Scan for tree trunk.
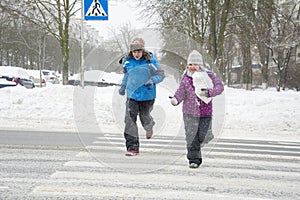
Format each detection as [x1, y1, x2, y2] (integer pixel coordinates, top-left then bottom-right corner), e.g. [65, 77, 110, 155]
[62, 34, 70, 85]
[208, 0, 217, 62]
[241, 39, 252, 90]
[282, 47, 292, 90]
[261, 45, 270, 90]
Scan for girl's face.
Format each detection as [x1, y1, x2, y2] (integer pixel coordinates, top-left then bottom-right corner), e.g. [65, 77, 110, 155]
[132, 49, 143, 60]
[188, 64, 200, 73]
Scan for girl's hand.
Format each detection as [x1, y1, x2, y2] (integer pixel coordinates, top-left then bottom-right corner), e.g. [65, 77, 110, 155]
[169, 96, 179, 106]
[198, 88, 208, 97]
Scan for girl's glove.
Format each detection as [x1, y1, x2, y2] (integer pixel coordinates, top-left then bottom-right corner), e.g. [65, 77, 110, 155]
[198, 88, 208, 97]
[119, 85, 126, 95]
[169, 96, 178, 106]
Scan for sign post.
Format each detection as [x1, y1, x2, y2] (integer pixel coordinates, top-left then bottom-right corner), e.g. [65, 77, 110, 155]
[81, 0, 108, 88]
[81, 0, 85, 88]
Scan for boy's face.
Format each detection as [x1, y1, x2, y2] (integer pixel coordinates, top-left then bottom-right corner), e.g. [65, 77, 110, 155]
[188, 64, 200, 73]
[132, 49, 143, 60]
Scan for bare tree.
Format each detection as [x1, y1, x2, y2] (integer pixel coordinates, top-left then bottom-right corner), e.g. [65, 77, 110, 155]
[106, 23, 139, 54]
[207, 0, 232, 75]
[135, 0, 232, 81]
[31, 0, 80, 84]
[267, 2, 299, 91]
[1, 0, 80, 84]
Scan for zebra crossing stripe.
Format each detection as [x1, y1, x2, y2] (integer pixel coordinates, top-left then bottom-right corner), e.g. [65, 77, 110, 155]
[32, 185, 274, 200]
[28, 137, 300, 199]
[89, 141, 300, 157]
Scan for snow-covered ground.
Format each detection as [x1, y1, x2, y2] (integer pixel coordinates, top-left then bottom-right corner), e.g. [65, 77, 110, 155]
[0, 71, 299, 200]
[0, 71, 299, 142]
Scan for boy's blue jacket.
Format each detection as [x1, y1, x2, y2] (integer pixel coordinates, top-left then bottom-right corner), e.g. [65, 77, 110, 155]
[121, 54, 165, 101]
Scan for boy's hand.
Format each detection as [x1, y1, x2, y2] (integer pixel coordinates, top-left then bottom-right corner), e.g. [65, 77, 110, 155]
[119, 85, 126, 95]
[144, 79, 154, 90]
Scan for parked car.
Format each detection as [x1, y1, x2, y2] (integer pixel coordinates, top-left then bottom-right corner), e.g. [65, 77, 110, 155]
[0, 66, 35, 89]
[27, 69, 46, 87]
[0, 77, 17, 88]
[42, 70, 60, 84]
[68, 70, 121, 87]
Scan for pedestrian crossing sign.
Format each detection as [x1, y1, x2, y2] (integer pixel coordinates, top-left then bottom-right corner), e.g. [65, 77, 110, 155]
[84, 0, 108, 20]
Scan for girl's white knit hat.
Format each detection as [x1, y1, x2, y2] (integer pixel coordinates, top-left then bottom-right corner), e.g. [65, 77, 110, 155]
[187, 50, 203, 65]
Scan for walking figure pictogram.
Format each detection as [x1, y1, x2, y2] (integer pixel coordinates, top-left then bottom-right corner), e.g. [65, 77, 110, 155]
[86, 0, 107, 17]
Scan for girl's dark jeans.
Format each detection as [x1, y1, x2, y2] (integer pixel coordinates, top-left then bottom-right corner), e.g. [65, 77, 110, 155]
[183, 114, 212, 164]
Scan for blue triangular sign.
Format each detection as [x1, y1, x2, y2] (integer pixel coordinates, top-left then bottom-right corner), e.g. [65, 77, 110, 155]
[84, 0, 108, 20]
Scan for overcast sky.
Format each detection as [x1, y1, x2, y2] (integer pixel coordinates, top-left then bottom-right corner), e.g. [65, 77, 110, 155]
[85, 0, 145, 39]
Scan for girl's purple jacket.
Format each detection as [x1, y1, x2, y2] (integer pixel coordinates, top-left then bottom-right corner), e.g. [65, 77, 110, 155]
[174, 71, 224, 117]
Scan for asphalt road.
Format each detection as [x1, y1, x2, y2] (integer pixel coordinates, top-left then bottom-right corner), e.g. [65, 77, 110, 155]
[0, 130, 97, 147]
[0, 130, 299, 199]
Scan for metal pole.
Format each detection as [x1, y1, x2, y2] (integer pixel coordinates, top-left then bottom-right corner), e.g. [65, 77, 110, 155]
[80, 0, 85, 88]
[41, 34, 46, 87]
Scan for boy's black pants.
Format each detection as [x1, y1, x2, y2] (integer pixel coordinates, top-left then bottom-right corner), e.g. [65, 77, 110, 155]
[124, 98, 155, 151]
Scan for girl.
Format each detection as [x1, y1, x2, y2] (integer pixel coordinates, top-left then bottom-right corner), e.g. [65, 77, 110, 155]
[170, 50, 224, 168]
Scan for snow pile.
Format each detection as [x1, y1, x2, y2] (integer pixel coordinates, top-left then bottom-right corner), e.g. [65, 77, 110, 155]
[222, 87, 300, 141]
[0, 72, 299, 142]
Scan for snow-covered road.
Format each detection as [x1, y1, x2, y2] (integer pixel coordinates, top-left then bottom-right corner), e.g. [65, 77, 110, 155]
[1, 133, 299, 199]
